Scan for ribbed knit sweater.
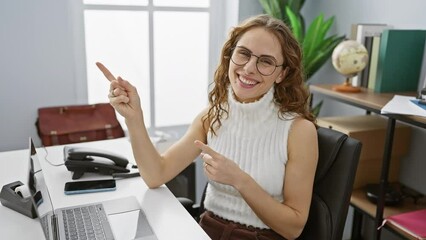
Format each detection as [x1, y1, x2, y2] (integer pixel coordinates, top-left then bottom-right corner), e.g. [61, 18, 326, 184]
[204, 86, 295, 229]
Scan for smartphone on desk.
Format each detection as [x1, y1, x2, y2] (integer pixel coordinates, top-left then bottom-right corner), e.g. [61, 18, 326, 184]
[64, 179, 116, 195]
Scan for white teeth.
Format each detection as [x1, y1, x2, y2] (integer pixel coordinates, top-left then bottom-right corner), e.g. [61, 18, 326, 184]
[239, 76, 257, 85]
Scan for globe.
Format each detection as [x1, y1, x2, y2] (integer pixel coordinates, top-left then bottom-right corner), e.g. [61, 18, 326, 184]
[331, 40, 369, 92]
[332, 40, 368, 76]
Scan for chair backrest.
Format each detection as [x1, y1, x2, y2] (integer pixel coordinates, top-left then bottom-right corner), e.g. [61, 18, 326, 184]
[297, 127, 362, 240]
[194, 127, 361, 240]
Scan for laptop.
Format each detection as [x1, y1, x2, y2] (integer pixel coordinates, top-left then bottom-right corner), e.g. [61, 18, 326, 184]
[27, 138, 157, 240]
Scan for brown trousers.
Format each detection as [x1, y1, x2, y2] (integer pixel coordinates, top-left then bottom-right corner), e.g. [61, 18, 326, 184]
[199, 211, 287, 240]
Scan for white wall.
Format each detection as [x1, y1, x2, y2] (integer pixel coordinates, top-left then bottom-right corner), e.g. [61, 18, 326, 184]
[0, 0, 86, 151]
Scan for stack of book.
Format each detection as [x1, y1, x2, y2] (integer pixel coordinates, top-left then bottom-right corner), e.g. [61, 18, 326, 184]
[351, 23, 426, 93]
[350, 23, 390, 88]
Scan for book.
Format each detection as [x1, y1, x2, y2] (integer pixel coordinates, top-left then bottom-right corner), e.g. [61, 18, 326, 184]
[375, 29, 426, 93]
[367, 36, 382, 90]
[384, 209, 426, 239]
[350, 23, 358, 40]
[418, 38, 426, 90]
[360, 36, 374, 88]
[351, 23, 390, 87]
[355, 24, 389, 43]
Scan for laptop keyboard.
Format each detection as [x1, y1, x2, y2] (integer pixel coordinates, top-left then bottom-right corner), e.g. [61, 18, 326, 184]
[41, 215, 50, 239]
[62, 204, 111, 240]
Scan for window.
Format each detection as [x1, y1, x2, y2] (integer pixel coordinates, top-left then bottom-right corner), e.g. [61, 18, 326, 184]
[83, 0, 211, 129]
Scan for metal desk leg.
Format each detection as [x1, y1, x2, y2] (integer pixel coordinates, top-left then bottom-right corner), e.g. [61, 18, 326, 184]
[374, 117, 396, 240]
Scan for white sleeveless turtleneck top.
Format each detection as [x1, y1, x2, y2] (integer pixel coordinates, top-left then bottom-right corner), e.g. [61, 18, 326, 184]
[204, 87, 295, 229]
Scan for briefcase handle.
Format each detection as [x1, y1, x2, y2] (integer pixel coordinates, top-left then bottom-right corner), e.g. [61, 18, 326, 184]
[59, 105, 97, 114]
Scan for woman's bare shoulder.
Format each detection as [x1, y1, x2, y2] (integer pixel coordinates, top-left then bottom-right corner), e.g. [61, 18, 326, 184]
[289, 117, 317, 140]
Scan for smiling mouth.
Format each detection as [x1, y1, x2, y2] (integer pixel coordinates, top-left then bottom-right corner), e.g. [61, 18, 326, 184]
[238, 75, 258, 87]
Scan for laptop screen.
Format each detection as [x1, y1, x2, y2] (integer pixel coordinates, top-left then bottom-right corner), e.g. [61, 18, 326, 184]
[28, 138, 39, 194]
[28, 138, 55, 239]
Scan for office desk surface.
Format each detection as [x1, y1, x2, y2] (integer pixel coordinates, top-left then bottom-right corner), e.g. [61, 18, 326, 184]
[0, 138, 210, 240]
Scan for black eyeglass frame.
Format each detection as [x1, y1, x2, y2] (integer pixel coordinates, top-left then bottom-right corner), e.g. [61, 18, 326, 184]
[230, 46, 285, 76]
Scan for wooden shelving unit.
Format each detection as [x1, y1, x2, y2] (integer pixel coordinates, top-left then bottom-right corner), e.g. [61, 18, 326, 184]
[310, 84, 426, 240]
[351, 188, 426, 239]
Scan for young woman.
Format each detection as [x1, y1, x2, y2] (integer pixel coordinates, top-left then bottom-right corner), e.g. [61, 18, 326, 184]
[97, 14, 318, 240]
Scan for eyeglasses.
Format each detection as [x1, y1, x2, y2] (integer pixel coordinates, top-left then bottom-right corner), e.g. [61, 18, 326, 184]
[230, 46, 284, 76]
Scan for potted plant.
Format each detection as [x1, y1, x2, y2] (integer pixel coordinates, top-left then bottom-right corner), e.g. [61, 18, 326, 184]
[259, 0, 345, 116]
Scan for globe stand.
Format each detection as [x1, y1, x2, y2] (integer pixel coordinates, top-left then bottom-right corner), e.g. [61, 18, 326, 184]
[332, 77, 361, 93]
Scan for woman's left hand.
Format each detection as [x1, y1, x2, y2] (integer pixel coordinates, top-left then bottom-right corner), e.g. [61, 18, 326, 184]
[194, 140, 245, 187]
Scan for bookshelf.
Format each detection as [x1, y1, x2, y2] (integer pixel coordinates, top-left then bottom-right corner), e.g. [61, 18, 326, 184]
[351, 188, 426, 239]
[310, 84, 426, 240]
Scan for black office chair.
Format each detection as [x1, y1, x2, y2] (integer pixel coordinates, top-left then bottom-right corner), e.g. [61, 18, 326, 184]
[179, 127, 362, 240]
[297, 127, 361, 240]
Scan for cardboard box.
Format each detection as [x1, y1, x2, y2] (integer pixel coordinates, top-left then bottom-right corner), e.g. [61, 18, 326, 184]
[317, 115, 411, 189]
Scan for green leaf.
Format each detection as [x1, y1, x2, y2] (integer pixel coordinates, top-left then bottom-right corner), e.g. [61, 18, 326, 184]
[319, 35, 345, 56]
[305, 53, 329, 79]
[304, 35, 341, 67]
[288, 0, 305, 14]
[303, 13, 324, 61]
[299, 0, 306, 10]
[283, 1, 305, 31]
[298, 15, 306, 36]
[259, 0, 283, 19]
[285, 7, 303, 42]
[305, 35, 345, 78]
[317, 17, 334, 42]
[279, 0, 289, 17]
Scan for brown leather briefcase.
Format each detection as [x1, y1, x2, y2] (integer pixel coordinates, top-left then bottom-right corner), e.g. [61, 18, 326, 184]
[36, 103, 124, 146]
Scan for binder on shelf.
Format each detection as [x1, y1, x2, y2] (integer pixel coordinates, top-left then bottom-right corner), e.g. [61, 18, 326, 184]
[384, 209, 426, 239]
[375, 29, 426, 93]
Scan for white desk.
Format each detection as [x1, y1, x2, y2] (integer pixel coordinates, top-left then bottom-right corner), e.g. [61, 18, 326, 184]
[0, 138, 210, 240]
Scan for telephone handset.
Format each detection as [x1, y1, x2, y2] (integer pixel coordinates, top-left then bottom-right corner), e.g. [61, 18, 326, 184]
[64, 146, 131, 180]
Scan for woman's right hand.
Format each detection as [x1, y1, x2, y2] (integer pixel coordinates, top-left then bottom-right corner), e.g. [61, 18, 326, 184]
[96, 62, 143, 121]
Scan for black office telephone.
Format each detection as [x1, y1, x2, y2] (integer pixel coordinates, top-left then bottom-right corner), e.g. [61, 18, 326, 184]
[64, 146, 131, 179]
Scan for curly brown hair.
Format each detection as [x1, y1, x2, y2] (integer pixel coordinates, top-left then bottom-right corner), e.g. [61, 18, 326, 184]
[203, 14, 315, 136]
